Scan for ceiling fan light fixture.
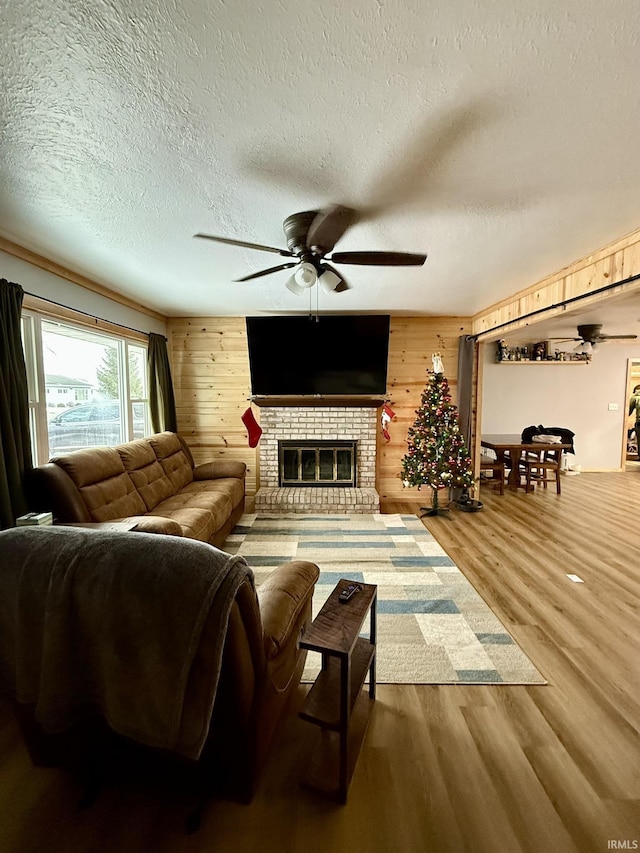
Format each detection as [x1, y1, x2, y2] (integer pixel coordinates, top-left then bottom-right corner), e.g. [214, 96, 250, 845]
[196, 206, 426, 295]
[574, 341, 594, 354]
[319, 267, 342, 293]
[285, 274, 305, 295]
[293, 262, 317, 289]
[286, 262, 318, 295]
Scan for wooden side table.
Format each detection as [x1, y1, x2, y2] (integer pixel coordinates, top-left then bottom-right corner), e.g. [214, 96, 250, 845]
[298, 578, 377, 803]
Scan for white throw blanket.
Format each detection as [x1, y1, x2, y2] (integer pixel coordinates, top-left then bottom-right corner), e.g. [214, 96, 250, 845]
[0, 526, 253, 760]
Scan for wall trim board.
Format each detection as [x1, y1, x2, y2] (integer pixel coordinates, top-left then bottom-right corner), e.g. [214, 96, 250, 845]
[1, 236, 167, 323]
[472, 226, 640, 339]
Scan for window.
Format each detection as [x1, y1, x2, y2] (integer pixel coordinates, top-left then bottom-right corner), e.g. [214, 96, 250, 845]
[22, 312, 150, 464]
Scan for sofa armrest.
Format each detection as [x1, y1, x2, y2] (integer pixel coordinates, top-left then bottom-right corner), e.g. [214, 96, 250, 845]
[193, 460, 247, 481]
[256, 561, 319, 661]
[120, 515, 183, 536]
[28, 463, 92, 523]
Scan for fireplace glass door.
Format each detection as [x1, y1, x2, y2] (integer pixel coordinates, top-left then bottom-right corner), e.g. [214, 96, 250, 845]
[279, 440, 357, 487]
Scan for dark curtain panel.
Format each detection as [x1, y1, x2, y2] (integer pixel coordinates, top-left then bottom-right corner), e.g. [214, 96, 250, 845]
[457, 334, 475, 451]
[148, 332, 178, 434]
[0, 279, 32, 528]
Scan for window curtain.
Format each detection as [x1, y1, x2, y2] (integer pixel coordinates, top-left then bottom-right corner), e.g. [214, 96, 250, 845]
[0, 279, 33, 529]
[148, 332, 177, 434]
[457, 334, 475, 451]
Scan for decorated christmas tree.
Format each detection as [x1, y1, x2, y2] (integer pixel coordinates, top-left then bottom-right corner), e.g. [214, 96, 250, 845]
[401, 353, 475, 517]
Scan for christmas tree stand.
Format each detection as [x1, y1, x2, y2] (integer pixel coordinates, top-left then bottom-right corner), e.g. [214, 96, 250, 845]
[420, 507, 451, 518]
[419, 490, 450, 518]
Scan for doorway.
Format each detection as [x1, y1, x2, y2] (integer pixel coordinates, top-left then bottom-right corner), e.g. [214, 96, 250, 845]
[624, 358, 640, 470]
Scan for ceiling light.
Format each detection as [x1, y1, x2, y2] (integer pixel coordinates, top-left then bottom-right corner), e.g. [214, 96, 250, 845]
[285, 275, 305, 295]
[574, 341, 594, 354]
[286, 262, 317, 294]
[294, 262, 317, 288]
[319, 267, 342, 293]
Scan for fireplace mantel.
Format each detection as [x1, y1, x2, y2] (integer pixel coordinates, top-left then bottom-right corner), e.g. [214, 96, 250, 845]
[251, 395, 385, 408]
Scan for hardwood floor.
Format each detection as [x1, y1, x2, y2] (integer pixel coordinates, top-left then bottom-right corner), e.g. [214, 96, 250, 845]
[1, 473, 639, 852]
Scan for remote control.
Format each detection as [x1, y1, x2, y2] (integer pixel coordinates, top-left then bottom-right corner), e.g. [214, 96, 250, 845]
[338, 583, 362, 603]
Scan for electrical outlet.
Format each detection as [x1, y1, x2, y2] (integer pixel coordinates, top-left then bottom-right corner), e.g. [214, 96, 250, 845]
[608, 402, 619, 411]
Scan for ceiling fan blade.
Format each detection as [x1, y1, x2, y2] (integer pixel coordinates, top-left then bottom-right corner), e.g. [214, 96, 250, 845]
[548, 337, 581, 341]
[194, 233, 294, 257]
[307, 205, 358, 253]
[600, 334, 638, 340]
[234, 262, 297, 282]
[320, 262, 351, 291]
[329, 251, 427, 266]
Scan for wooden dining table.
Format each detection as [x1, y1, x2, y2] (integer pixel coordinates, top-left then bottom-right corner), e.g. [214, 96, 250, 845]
[481, 434, 573, 490]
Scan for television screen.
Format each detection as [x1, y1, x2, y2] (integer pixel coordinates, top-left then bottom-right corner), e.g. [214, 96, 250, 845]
[246, 315, 390, 396]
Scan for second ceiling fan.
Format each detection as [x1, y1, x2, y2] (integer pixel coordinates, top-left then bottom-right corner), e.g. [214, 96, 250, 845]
[194, 204, 427, 294]
[549, 323, 638, 351]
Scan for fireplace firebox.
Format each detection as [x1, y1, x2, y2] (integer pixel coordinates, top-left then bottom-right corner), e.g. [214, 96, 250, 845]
[278, 440, 357, 487]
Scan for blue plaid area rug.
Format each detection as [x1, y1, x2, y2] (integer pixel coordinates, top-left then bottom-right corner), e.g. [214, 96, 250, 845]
[224, 513, 546, 685]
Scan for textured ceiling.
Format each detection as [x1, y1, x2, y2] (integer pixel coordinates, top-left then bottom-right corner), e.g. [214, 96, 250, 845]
[2, 0, 640, 329]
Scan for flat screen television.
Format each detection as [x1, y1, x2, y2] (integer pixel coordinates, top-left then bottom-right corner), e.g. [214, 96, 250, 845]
[246, 314, 390, 396]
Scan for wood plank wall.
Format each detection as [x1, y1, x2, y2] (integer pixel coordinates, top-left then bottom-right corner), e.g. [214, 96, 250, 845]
[168, 316, 473, 505]
[472, 225, 640, 338]
[167, 317, 257, 497]
[380, 316, 472, 501]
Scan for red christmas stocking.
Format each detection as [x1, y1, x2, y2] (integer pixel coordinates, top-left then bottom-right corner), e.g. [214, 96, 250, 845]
[381, 403, 396, 442]
[242, 407, 263, 447]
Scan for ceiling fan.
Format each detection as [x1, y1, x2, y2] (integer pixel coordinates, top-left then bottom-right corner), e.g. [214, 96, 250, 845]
[194, 205, 427, 294]
[549, 324, 638, 352]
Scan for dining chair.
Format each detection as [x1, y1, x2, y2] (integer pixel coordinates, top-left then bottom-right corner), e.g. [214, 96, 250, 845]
[480, 452, 505, 495]
[522, 448, 563, 494]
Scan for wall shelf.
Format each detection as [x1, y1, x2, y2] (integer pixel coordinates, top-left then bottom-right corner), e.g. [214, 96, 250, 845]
[496, 360, 589, 365]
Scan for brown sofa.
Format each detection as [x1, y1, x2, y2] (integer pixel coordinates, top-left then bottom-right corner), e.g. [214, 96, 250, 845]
[0, 525, 320, 808]
[30, 431, 245, 548]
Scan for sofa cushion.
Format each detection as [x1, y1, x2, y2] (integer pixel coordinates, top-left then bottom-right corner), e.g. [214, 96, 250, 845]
[51, 447, 147, 522]
[117, 439, 175, 511]
[147, 432, 194, 492]
[146, 505, 218, 542]
[179, 478, 244, 510]
[152, 490, 232, 532]
[194, 460, 247, 481]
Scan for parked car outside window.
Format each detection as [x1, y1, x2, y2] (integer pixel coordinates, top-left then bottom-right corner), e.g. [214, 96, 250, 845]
[47, 401, 146, 455]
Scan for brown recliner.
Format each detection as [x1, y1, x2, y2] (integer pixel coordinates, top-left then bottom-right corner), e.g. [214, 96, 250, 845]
[0, 526, 319, 808]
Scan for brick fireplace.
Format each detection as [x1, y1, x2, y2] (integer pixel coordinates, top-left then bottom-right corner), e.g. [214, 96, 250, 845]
[255, 403, 380, 513]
